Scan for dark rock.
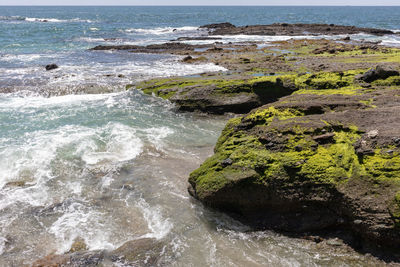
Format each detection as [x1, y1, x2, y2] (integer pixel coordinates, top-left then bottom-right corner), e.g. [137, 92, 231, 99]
[45, 64, 58, 71]
[200, 23, 394, 36]
[90, 42, 210, 53]
[175, 36, 222, 41]
[358, 65, 399, 83]
[182, 55, 193, 62]
[200, 22, 236, 29]
[221, 158, 233, 167]
[313, 133, 335, 144]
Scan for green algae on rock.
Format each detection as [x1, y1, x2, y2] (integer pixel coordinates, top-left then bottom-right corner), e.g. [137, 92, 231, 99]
[135, 75, 298, 114]
[188, 88, 400, 253]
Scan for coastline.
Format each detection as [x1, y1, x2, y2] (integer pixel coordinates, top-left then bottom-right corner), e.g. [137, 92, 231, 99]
[130, 23, 400, 264]
[2, 11, 400, 265]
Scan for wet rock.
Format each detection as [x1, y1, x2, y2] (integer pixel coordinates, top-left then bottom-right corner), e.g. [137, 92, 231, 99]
[182, 55, 193, 62]
[45, 64, 58, 71]
[4, 180, 27, 188]
[68, 250, 105, 266]
[110, 238, 163, 266]
[175, 36, 222, 41]
[32, 254, 69, 267]
[33, 250, 106, 267]
[68, 237, 87, 253]
[358, 65, 399, 83]
[90, 42, 209, 53]
[326, 238, 344, 247]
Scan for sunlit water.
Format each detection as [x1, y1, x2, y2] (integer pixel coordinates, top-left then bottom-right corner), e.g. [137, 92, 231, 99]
[1, 6, 399, 266]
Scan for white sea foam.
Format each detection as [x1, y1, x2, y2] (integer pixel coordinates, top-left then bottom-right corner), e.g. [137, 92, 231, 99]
[24, 17, 93, 23]
[136, 198, 173, 240]
[178, 32, 400, 48]
[143, 127, 174, 150]
[0, 93, 116, 110]
[0, 53, 42, 62]
[81, 123, 143, 165]
[74, 37, 108, 43]
[0, 108, 143, 211]
[0, 236, 7, 255]
[124, 26, 202, 35]
[49, 202, 114, 253]
[0, 54, 226, 94]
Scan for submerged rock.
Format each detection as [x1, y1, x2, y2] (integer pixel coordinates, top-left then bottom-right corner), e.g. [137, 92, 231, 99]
[68, 237, 87, 253]
[32, 237, 163, 266]
[32, 254, 69, 267]
[110, 238, 164, 265]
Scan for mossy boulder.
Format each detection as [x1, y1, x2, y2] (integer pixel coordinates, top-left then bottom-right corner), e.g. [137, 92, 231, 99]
[189, 88, 400, 252]
[135, 75, 297, 114]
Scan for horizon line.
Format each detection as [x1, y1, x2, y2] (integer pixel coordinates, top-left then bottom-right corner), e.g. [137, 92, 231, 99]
[1, 5, 400, 7]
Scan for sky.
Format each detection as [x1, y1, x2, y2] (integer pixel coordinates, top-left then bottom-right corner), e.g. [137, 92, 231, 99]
[0, 0, 399, 5]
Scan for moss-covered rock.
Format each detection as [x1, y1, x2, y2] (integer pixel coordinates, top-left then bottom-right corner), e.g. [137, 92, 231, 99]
[134, 68, 397, 114]
[189, 88, 400, 252]
[135, 75, 298, 114]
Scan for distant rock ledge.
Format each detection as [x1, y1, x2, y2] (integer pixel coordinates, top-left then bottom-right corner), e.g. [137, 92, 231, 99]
[200, 22, 396, 36]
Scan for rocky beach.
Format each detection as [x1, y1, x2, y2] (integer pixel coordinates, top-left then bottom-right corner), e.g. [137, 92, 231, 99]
[1, 6, 400, 267]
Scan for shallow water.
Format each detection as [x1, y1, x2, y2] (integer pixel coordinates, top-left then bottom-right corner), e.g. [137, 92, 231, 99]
[0, 91, 386, 266]
[1, 6, 399, 266]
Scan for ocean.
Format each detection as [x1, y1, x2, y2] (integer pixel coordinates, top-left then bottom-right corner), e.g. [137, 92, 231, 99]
[0, 6, 399, 266]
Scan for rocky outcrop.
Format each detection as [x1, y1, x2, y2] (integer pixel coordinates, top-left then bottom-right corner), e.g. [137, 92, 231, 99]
[201, 22, 395, 36]
[90, 42, 211, 53]
[188, 83, 400, 256]
[135, 75, 298, 114]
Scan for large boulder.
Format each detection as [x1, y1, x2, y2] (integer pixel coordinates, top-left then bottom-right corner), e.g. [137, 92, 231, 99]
[188, 88, 400, 254]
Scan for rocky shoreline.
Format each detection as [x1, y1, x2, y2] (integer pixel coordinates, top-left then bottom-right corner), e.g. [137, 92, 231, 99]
[33, 23, 400, 265]
[130, 24, 400, 263]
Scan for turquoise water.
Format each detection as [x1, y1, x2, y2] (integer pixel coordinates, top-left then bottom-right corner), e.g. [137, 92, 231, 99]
[0, 6, 399, 266]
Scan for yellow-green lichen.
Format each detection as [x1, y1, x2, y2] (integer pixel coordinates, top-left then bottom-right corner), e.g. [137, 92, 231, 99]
[371, 76, 400, 87]
[363, 149, 400, 182]
[245, 106, 304, 125]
